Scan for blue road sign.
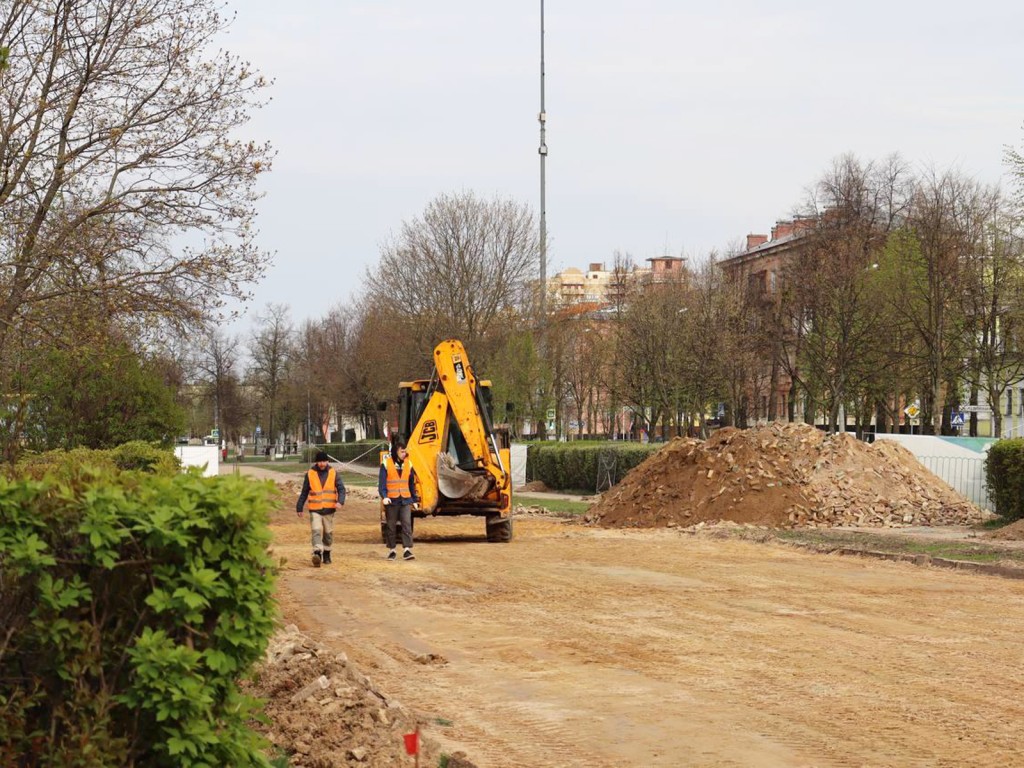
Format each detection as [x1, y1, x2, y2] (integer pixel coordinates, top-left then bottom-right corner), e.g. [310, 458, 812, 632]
[950, 411, 965, 427]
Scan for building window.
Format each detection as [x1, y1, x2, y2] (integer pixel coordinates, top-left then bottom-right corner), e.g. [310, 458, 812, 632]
[1007, 389, 1014, 417]
[1019, 388, 1024, 417]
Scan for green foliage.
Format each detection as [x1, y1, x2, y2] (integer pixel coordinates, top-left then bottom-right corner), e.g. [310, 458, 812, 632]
[110, 440, 182, 474]
[527, 442, 660, 492]
[19, 340, 186, 451]
[985, 438, 1024, 521]
[12, 442, 180, 481]
[0, 463, 277, 766]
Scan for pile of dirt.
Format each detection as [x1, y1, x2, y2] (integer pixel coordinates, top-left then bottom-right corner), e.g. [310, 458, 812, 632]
[519, 479, 551, 492]
[588, 423, 990, 530]
[986, 518, 1024, 541]
[243, 625, 476, 768]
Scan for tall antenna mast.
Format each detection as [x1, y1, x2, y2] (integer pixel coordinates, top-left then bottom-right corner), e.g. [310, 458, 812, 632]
[538, 0, 548, 320]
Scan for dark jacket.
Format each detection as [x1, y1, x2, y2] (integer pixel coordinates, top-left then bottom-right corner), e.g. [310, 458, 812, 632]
[296, 465, 347, 513]
[378, 454, 419, 504]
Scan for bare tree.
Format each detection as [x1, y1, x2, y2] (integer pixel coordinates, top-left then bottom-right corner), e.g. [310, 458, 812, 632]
[247, 304, 293, 450]
[194, 329, 245, 445]
[0, 0, 272, 373]
[958, 193, 1024, 437]
[364, 191, 538, 360]
[889, 170, 979, 434]
[785, 154, 913, 432]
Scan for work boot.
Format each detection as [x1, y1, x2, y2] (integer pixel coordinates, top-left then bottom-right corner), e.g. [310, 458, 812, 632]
[312, 550, 322, 567]
[387, 549, 397, 561]
[322, 550, 332, 565]
[403, 548, 415, 561]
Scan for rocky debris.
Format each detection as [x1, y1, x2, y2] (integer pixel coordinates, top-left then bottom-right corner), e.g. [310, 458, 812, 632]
[587, 423, 992, 531]
[244, 625, 478, 768]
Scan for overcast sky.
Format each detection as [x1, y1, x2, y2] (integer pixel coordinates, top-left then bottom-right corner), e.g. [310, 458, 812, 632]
[220, 0, 1024, 332]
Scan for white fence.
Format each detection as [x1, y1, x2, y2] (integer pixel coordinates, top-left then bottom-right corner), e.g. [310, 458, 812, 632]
[174, 445, 219, 477]
[873, 434, 993, 512]
[915, 456, 991, 511]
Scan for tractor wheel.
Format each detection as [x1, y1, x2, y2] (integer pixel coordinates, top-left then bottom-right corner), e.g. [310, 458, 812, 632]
[485, 514, 513, 543]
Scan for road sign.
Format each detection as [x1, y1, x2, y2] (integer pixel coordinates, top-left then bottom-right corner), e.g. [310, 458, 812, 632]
[950, 411, 965, 427]
[960, 405, 989, 413]
[903, 404, 920, 419]
[255, 425, 262, 435]
[211, 428, 219, 439]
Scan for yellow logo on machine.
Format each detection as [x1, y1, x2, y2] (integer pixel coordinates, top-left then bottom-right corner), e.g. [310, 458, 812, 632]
[419, 419, 438, 443]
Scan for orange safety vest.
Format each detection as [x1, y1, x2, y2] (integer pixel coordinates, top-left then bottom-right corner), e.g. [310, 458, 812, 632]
[383, 455, 413, 500]
[307, 468, 339, 511]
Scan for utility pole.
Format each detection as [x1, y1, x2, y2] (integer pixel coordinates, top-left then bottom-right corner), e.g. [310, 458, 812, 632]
[538, 0, 548, 321]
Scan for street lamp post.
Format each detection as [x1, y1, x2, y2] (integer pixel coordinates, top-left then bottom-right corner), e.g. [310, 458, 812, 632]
[538, 0, 548, 321]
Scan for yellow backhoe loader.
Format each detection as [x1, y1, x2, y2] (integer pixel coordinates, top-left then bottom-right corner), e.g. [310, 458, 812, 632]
[380, 339, 513, 542]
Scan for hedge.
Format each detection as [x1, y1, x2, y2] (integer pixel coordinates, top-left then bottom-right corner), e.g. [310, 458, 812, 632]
[0, 461, 277, 767]
[985, 438, 1024, 521]
[526, 442, 661, 492]
[11, 441, 181, 480]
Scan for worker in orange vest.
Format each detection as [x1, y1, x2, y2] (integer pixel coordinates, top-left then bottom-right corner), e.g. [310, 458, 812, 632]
[379, 437, 419, 561]
[296, 451, 347, 567]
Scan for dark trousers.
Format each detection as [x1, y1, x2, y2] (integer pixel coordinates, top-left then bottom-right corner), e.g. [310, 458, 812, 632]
[385, 502, 413, 549]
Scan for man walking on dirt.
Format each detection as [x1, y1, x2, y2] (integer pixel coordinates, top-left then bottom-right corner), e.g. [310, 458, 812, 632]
[379, 438, 419, 561]
[296, 451, 346, 567]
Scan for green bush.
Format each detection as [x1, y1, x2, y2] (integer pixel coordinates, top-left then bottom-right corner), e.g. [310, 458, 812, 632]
[0, 465, 277, 766]
[985, 438, 1024, 521]
[110, 440, 182, 474]
[527, 442, 660, 492]
[12, 441, 180, 481]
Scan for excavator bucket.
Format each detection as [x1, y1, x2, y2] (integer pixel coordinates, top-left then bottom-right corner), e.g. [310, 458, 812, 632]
[436, 453, 490, 500]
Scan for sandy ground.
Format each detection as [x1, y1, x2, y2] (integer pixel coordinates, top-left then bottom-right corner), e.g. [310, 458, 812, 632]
[257, 466, 1024, 768]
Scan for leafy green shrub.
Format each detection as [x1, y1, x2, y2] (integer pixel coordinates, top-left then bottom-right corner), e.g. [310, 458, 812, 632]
[527, 442, 660, 491]
[110, 440, 181, 474]
[985, 438, 1024, 521]
[11, 441, 179, 481]
[0, 467, 277, 766]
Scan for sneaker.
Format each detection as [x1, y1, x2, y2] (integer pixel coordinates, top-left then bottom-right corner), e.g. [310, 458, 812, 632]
[312, 551, 322, 567]
[322, 550, 332, 565]
[403, 549, 415, 561]
[386, 550, 397, 561]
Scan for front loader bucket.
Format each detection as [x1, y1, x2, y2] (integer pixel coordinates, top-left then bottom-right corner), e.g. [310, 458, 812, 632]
[437, 453, 490, 500]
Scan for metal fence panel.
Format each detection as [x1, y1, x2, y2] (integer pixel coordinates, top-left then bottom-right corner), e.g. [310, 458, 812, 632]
[916, 456, 992, 511]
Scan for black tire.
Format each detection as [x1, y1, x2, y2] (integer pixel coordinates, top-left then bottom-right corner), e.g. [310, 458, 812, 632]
[486, 514, 513, 543]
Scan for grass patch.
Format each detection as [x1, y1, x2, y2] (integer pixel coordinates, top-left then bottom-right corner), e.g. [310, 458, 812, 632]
[515, 494, 592, 516]
[773, 529, 1024, 566]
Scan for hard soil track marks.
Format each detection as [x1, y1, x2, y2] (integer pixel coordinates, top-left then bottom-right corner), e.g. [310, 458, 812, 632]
[269, 493, 1024, 768]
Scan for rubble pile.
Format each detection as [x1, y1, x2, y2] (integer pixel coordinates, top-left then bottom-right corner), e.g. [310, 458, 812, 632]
[243, 625, 476, 768]
[588, 423, 990, 530]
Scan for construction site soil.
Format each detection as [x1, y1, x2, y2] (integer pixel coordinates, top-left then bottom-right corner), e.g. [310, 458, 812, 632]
[588, 423, 991, 530]
[238, 459, 1024, 768]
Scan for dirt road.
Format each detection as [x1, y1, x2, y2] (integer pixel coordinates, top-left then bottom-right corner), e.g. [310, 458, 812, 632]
[271, 489, 1024, 768]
